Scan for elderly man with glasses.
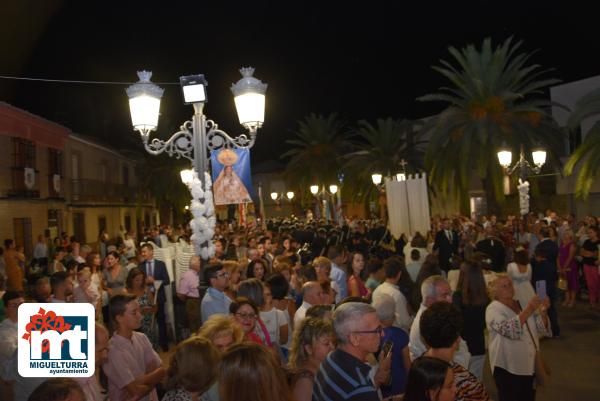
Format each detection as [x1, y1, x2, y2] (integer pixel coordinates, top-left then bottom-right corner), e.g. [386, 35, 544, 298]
[313, 302, 391, 401]
[201, 263, 232, 324]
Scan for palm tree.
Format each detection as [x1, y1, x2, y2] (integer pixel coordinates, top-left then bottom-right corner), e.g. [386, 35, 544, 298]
[281, 113, 350, 196]
[343, 117, 426, 201]
[418, 37, 565, 212]
[564, 87, 600, 198]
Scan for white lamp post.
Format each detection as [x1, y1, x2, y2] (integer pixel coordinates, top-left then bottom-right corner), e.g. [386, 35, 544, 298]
[127, 68, 267, 259]
[497, 144, 547, 216]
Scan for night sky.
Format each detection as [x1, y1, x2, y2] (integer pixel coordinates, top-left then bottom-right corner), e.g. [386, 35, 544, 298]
[1, 1, 597, 165]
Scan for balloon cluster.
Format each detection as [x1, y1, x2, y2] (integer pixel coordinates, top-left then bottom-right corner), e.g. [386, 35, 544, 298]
[517, 178, 530, 216]
[187, 171, 216, 260]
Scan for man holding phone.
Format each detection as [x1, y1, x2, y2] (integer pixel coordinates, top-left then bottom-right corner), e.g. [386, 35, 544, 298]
[532, 248, 560, 337]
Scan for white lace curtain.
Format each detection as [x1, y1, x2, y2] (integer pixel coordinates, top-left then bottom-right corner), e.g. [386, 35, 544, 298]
[385, 173, 431, 239]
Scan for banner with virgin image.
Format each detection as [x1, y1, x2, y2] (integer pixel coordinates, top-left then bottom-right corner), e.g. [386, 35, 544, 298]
[210, 148, 254, 205]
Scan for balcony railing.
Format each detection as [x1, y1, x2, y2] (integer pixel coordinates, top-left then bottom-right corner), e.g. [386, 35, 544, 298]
[70, 179, 151, 204]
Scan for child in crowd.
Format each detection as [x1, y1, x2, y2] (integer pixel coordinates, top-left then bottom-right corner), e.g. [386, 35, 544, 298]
[103, 294, 166, 401]
[73, 268, 99, 304]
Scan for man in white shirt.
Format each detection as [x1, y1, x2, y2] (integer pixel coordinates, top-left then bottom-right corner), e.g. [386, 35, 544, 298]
[327, 245, 348, 303]
[409, 275, 471, 369]
[371, 257, 412, 331]
[32, 234, 48, 268]
[294, 281, 324, 327]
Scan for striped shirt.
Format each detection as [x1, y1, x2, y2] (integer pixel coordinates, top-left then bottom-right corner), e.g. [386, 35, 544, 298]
[451, 362, 491, 401]
[313, 349, 379, 401]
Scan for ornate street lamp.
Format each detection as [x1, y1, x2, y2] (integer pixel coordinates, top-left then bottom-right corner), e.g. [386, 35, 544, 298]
[127, 68, 267, 259]
[270, 191, 295, 201]
[497, 144, 547, 216]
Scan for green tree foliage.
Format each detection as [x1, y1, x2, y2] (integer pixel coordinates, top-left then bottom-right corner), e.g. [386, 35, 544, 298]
[281, 113, 350, 198]
[343, 117, 425, 201]
[564, 87, 600, 198]
[418, 37, 565, 209]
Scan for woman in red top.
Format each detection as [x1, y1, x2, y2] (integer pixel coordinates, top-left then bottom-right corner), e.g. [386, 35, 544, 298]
[347, 252, 368, 298]
[230, 297, 266, 345]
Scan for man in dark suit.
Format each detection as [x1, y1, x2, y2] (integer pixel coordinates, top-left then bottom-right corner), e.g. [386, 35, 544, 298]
[534, 226, 559, 268]
[433, 218, 459, 272]
[140, 243, 171, 351]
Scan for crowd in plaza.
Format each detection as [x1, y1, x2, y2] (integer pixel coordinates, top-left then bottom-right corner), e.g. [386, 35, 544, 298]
[0, 208, 599, 401]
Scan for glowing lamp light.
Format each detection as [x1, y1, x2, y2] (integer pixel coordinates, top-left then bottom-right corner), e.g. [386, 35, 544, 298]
[270, 192, 278, 201]
[126, 71, 164, 134]
[310, 185, 319, 195]
[532, 149, 547, 167]
[371, 174, 382, 185]
[329, 185, 338, 194]
[396, 173, 406, 181]
[286, 191, 295, 200]
[180, 169, 194, 185]
[231, 67, 267, 132]
[497, 150, 512, 168]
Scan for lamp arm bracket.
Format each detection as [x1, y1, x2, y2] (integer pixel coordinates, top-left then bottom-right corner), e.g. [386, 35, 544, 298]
[142, 121, 194, 163]
[506, 159, 541, 177]
[205, 119, 256, 150]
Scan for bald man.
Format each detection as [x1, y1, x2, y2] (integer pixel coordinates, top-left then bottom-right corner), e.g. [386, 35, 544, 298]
[294, 281, 324, 327]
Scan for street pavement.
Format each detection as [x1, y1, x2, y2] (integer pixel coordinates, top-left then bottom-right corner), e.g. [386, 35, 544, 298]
[482, 301, 600, 400]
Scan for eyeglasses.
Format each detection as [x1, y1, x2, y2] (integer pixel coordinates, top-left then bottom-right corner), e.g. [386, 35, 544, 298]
[235, 312, 257, 320]
[215, 272, 230, 279]
[352, 326, 384, 335]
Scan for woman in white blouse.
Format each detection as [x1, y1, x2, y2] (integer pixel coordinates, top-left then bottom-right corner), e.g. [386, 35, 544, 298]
[486, 274, 550, 401]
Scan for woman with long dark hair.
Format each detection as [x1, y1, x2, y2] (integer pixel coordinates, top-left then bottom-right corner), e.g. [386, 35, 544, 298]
[125, 267, 157, 348]
[247, 259, 267, 281]
[403, 356, 456, 401]
[452, 259, 490, 381]
[346, 252, 368, 298]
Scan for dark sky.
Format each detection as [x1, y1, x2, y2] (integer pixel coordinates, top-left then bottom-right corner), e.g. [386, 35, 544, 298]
[1, 0, 597, 164]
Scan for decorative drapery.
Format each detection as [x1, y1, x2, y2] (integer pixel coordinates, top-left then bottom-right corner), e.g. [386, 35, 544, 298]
[385, 173, 431, 239]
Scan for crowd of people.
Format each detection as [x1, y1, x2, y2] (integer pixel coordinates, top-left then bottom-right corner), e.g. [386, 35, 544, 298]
[0, 208, 598, 401]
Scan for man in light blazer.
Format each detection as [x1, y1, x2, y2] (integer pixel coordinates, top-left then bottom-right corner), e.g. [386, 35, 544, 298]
[140, 243, 171, 351]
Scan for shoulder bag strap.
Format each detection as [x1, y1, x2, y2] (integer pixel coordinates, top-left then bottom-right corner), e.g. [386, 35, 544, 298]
[518, 300, 539, 351]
